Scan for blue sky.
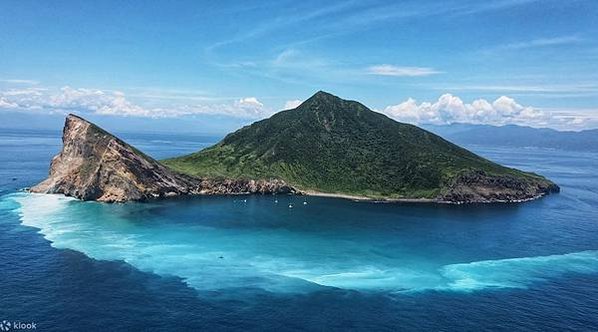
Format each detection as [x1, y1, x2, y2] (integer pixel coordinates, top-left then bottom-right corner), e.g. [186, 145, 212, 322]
[1, 0, 597, 133]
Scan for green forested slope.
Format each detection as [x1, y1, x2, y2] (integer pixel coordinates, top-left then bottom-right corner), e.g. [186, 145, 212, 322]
[163, 91, 555, 199]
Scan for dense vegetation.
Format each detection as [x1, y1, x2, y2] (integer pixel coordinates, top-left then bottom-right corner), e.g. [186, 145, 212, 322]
[163, 91, 551, 199]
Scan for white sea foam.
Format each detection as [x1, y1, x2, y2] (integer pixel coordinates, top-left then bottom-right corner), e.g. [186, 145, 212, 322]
[6, 193, 598, 293]
[439, 250, 598, 291]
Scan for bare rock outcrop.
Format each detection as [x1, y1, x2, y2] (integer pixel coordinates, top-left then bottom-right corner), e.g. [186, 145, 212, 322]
[31, 114, 295, 202]
[439, 170, 560, 204]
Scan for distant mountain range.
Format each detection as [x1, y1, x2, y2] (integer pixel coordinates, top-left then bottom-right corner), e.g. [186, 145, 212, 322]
[424, 124, 598, 152]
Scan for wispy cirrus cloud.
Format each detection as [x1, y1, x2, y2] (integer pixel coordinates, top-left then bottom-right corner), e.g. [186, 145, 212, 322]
[478, 35, 585, 57]
[434, 83, 598, 97]
[205, 1, 361, 53]
[210, 48, 353, 87]
[367, 65, 442, 77]
[454, 0, 541, 16]
[0, 78, 39, 85]
[501, 35, 583, 50]
[206, 0, 544, 54]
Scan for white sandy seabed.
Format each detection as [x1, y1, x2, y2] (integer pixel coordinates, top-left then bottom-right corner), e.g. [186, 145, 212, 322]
[3, 192, 598, 294]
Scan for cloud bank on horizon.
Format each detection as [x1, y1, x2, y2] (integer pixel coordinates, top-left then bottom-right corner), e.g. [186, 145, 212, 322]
[0, 86, 273, 119]
[381, 94, 560, 128]
[1, 85, 594, 130]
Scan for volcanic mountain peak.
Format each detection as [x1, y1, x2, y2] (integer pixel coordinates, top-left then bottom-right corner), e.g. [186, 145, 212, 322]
[164, 91, 559, 203]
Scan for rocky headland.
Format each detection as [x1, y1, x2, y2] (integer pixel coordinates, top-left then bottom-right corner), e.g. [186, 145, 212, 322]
[30, 115, 295, 202]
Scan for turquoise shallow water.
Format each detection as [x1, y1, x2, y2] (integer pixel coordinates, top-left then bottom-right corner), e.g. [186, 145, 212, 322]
[5, 192, 598, 295]
[1, 129, 598, 331]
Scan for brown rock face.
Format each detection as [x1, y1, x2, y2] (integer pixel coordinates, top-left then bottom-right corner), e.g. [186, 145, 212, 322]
[439, 170, 560, 204]
[31, 114, 296, 202]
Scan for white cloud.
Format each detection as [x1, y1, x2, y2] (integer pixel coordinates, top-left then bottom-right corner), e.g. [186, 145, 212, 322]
[237, 97, 263, 108]
[367, 65, 441, 77]
[283, 99, 303, 110]
[231, 97, 267, 118]
[0, 97, 18, 108]
[161, 101, 268, 119]
[0, 87, 47, 110]
[381, 94, 554, 127]
[0, 86, 270, 119]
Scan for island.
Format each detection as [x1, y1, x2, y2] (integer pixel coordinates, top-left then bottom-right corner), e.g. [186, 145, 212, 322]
[31, 91, 559, 203]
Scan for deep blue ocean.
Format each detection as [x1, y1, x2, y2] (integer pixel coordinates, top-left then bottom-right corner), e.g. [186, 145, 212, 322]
[1, 128, 598, 331]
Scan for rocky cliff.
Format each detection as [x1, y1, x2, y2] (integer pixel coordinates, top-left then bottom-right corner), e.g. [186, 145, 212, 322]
[440, 170, 559, 204]
[30, 114, 295, 202]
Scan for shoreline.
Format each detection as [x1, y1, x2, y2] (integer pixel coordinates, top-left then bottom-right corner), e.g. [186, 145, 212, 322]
[23, 187, 548, 205]
[300, 190, 440, 203]
[300, 190, 547, 205]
